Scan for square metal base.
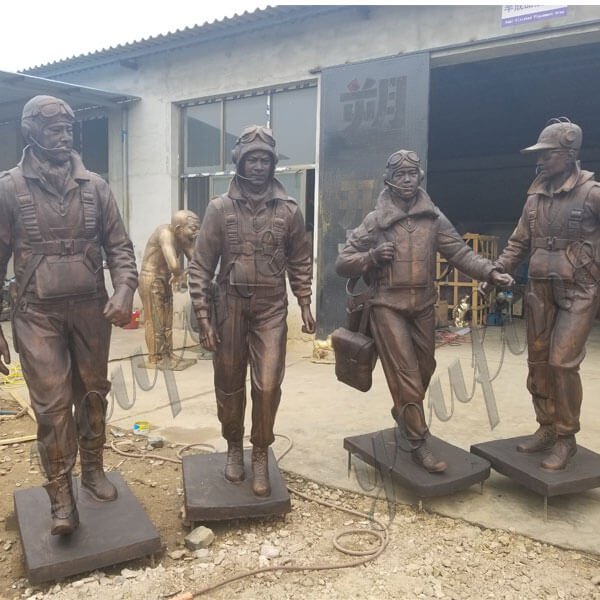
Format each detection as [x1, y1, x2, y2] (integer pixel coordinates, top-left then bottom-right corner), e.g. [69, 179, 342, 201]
[344, 428, 490, 498]
[182, 449, 291, 522]
[471, 436, 600, 497]
[14, 472, 162, 584]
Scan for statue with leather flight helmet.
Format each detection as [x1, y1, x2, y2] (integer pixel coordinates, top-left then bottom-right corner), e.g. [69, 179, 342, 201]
[336, 150, 514, 473]
[189, 125, 315, 497]
[0, 95, 138, 535]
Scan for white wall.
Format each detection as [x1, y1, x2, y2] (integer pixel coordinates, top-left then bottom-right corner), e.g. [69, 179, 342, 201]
[47, 5, 600, 260]
[37, 5, 600, 332]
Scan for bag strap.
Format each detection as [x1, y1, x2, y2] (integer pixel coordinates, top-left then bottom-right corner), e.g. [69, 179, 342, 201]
[346, 277, 374, 334]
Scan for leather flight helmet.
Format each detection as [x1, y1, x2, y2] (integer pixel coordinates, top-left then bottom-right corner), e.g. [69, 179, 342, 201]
[231, 125, 279, 171]
[385, 149, 425, 183]
[21, 95, 75, 142]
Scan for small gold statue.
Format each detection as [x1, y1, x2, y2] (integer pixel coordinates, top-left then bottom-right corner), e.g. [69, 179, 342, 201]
[139, 210, 200, 370]
[452, 295, 471, 328]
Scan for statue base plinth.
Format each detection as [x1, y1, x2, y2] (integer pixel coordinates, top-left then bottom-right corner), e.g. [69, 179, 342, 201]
[471, 436, 600, 497]
[344, 428, 490, 498]
[182, 449, 290, 523]
[14, 472, 161, 584]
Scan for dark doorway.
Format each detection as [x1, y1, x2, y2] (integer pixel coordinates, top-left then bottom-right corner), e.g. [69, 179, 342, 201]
[428, 42, 600, 246]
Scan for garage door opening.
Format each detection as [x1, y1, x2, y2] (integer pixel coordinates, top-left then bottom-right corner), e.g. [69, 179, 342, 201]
[428, 41, 600, 248]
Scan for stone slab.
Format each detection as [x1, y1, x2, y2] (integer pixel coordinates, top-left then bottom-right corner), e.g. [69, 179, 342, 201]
[471, 436, 600, 497]
[182, 448, 291, 522]
[344, 428, 490, 498]
[14, 472, 161, 584]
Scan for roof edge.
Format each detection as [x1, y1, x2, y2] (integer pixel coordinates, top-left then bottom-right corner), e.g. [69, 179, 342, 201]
[24, 5, 346, 78]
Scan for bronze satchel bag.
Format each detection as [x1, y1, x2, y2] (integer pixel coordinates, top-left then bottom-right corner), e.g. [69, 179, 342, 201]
[331, 278, 378, 392]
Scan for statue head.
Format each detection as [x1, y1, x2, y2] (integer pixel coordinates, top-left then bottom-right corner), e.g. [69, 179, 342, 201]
[232, 125, 278, 186]
[172, 210, 200, 245]
[384, 149, 424, 200]
[522, 118, 582, 182]
[21, 95, 75, 164]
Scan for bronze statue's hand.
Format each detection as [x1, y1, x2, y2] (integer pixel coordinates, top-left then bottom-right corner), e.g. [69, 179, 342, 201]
[371, 242, 395, 265]
[300, 304, 316, 334]
[478, 281, 492, 296]
[170, 272, 186, 292]
[0, 329, 10, 376]
[199, 318, 220, 352]
[490, 271, 515, 287]
[104, 286, 135, 327]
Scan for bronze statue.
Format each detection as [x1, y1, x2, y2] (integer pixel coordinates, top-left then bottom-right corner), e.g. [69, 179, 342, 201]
[492, 118, 600, 470]
[336, 150, 513, 473]
[189, 125, 315, 496]
[0, 96, 138, 535]
[140, 210, 200, 370]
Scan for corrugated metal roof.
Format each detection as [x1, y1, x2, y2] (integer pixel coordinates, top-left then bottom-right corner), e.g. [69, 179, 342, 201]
[25, 5, 345, 78]
[0, 70, 139, 123]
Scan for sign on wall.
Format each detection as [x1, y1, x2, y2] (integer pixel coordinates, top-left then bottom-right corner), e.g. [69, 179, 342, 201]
[316, 53, 430, 336]
[501, 5, 568, 27]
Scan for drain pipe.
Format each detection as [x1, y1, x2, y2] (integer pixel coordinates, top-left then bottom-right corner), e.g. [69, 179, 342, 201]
[121, 106, 130, 231]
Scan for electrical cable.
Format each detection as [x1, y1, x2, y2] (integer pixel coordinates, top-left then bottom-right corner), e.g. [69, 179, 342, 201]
[167, 487, 389, 599]
[106, 432, 390, 599]
[0, 362, 24, 387]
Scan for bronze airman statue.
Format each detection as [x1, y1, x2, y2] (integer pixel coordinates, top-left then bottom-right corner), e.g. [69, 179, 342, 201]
[189, 126, 315, 496]
[139, 210, 200, 370]
[336, 150, 513, 473]
[493, 118, 600, 470]
[0, 96, 138, 535]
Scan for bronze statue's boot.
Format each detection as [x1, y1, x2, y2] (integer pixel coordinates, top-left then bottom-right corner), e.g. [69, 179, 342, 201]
[80, 447, 118, 501]
[516, 425, 557, 453]
[224, 440, 245, 483]
[43, 474, 79, 536]
[251, 447, 271, 497]
[411, 441, 447, 474]
[541, 435, 577, 471]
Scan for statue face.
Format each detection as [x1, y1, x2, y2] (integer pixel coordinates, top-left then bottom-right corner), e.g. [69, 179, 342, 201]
[37, 119, 73, 164]
[240, 150, 273, 187]
[389, 166, 420, 200]
[535, 149, 573, 181]
[177, 217, 200, 245]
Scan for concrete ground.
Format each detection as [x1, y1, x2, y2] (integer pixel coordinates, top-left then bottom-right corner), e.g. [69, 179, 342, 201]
[6, 315, 600, 556]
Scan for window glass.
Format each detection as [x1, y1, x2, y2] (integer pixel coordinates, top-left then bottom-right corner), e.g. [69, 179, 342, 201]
[185, 176, 210, 220]
[271, 87, 317, 166]
[224, 95, 268, 170]
[185, 103, 221, 172]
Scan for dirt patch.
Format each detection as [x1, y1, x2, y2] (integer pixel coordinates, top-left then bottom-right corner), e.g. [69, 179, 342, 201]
[2, 390, 600, 600]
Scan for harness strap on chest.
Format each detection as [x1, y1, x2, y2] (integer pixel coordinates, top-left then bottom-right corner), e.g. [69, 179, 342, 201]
[9, 167, 98, 246]
[8, 167, 101, 312]
[532, 237, 570, 251]
[530, 180, 598, 245]
[223, 196, 242, 253]
[527, 198, 538, 240]
[222, 195, 284, 257]
[30, 239, 94, 256]
[9, 167, 43, 243]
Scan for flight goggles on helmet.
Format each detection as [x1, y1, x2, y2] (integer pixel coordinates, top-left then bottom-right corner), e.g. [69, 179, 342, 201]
[232, 125, 278, 167]
[237, 125, 276, 147]
[386, 150, 421, 170]
[22, 96, 75, 122]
